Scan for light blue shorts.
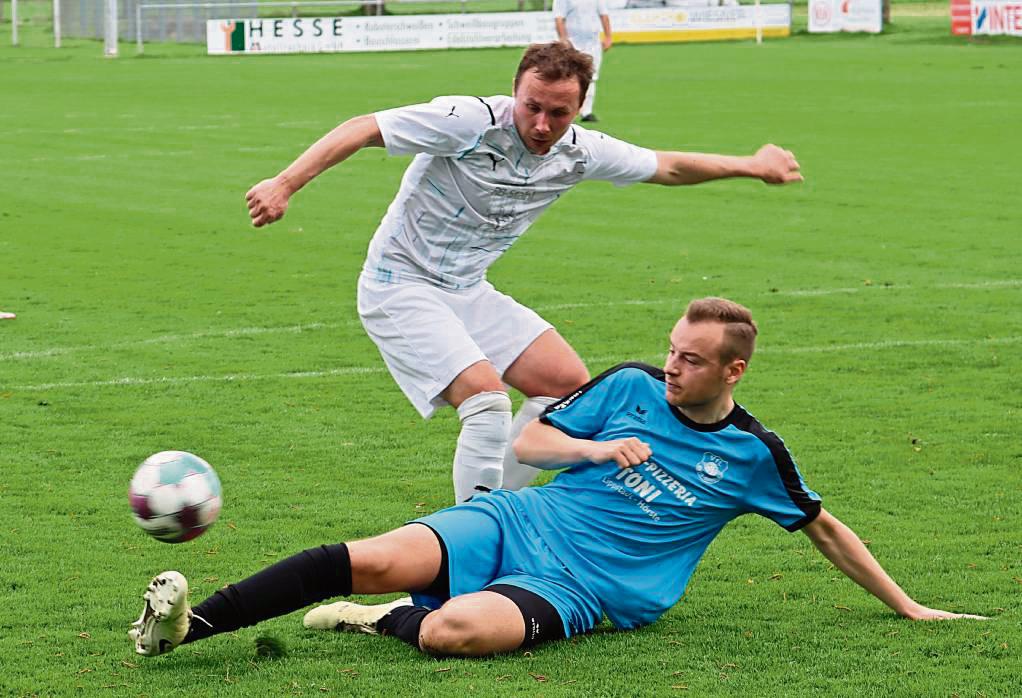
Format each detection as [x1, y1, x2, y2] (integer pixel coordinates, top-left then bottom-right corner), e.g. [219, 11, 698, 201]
[411, 491, 603, 638]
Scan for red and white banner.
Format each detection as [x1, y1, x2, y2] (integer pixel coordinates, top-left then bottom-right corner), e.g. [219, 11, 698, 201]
[952, 0, 1022, 35]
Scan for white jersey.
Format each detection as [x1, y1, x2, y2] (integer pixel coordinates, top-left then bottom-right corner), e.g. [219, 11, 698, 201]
[368, 95, 657, 289]
[553, 0, 608, 54]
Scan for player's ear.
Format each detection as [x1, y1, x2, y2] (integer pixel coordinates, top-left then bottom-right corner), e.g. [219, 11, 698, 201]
[725, 359, 747, 386]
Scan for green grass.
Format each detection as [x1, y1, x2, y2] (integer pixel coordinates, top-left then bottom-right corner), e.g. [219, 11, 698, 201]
[2, 16, 1021, 698]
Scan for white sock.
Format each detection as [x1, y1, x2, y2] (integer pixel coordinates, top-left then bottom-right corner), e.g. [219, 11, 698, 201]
[452, 391, 512, 503]
[500, 396, 558, 491]
[581, 82, 596, 117]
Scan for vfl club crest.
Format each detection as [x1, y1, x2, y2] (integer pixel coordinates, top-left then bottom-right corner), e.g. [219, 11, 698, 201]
[695, 452, 728, 485]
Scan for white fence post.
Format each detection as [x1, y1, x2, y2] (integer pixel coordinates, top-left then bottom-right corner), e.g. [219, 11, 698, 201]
[54, 0, 62, 48]
[105, 0, 119, 56]
[11, 0, 19, 46]
[136, 2, 144, 53]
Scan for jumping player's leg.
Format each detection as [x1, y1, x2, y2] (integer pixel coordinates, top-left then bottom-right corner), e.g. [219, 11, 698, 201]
[357, 277, 513, 502]
[500, 330, 589, 490]
[130, 524, 441, 656]
[440, 362, 513, 502]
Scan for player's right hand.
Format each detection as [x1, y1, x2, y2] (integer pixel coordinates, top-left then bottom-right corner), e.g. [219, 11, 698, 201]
[246, 176, 291, 227]
[587, 438, 652, 469]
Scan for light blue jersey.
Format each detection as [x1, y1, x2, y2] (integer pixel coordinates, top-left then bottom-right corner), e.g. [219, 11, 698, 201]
[415, 362, 821, 634]
[525, 362, 821, 629]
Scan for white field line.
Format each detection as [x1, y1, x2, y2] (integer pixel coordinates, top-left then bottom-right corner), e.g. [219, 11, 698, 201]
[773, 279, 1022, 297]
[2, 279, 1019, 363]
[5, 336, 1020, 392]
[0, 321, 343, 362]
[4, 121, 322, 137]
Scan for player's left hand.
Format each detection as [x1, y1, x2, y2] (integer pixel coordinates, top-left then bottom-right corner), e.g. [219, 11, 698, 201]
[753, 144, 802, 185]
[903, 606, 989, 621]
[602, 37, 613, 51]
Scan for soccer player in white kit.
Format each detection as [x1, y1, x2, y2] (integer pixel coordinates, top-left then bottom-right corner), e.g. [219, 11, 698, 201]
[245, 42, 802, 504]
[553, 0, 612, 121]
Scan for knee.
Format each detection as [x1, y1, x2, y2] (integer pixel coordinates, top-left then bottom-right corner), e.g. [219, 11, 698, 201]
[418, 607, 480, 656]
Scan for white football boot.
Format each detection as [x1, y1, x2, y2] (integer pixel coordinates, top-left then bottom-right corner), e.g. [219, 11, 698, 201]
[302, 597, 413, 635]
[128, 571, 191, 656]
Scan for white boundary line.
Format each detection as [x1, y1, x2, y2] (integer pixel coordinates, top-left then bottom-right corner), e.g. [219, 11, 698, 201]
[3, 279, 1019, 364]
[5, 336, 1019, 392]
[0, 322, 342, 362]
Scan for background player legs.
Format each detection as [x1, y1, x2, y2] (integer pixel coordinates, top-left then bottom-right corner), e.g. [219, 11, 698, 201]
[580, 46, 602, 120]
[441, 362, 513, 502]
[581, 81, 597, 119]
[501, 330, 589, 489]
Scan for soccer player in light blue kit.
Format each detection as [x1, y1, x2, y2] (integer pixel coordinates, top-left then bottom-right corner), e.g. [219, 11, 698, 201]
[130, 298, 984, 658]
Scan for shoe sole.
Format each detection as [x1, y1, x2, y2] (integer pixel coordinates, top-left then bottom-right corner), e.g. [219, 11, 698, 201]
[145, 572, 186, 621]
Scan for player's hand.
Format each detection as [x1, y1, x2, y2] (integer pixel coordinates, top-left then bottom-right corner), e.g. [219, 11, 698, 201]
[246, 176, 293, 227]
[602, 37, 613, 51]
[902, 605, 989, 621]
[752, 144, 803, 185]
[586, 438, 652, 469]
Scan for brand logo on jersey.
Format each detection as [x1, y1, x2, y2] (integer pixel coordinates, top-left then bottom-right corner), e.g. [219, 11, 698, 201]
[551, 389, 583, 411]
[573, 160, 586, 175]
[695, 452, 728, 485]
[446, 105, 459, 118]
[626, 404, 648, 424]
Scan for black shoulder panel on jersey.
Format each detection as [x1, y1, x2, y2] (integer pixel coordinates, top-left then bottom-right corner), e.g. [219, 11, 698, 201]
[475, 97, 496, 125]
[539, 362, 663, 423]
[733, 409, 822, 532]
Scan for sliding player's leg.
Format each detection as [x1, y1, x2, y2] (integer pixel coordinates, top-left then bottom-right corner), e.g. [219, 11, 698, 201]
[306, 497, 597, 656]
[129, 523, 441, 656]
[308, 581, 568, 656]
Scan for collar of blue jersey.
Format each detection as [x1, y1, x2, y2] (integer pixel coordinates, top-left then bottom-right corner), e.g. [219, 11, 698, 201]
[668, 402, 746, 432]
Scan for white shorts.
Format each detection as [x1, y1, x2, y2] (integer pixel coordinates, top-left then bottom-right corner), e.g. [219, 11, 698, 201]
[357, 275, 553, 419]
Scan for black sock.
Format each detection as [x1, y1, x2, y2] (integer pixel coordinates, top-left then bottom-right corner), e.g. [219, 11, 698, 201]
[183, 543, 351, 644]
[377, 605, 432, 650]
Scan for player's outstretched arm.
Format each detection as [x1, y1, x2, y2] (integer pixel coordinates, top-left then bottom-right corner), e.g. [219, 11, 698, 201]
[514, 420, 651, 470]
[245, 114, 384, 227]
[802, 508, 987, 621]
[646, 144, 802, 186]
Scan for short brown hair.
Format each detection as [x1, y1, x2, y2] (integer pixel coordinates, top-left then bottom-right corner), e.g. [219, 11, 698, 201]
[514, 42, 593, 107]
[684, 297, 758, 364]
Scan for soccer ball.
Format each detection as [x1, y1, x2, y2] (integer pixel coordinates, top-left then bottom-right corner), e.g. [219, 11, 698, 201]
[129, 451, 223, 543]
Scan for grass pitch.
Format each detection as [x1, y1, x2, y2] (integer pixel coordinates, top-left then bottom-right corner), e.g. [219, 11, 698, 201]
[1, 15, 1021, 698]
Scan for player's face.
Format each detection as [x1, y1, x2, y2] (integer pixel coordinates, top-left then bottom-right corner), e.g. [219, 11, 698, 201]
[512, 70, 581, 155]
[663, 319, 744, 413]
